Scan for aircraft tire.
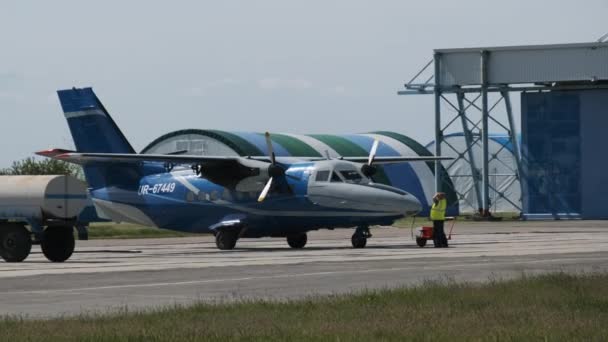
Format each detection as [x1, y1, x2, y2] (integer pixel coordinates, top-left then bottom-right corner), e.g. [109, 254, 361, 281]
[0, 223, 32, 262]
[215, 230, 238, 250]
[286, 233, 307, 249]
[41, 226, 75, 262]
[351, 234, 367, 249]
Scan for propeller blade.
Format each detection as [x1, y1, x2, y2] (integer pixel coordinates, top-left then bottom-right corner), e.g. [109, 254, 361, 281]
[258, 177, 273, 202]
[368, 139, 379, 165]
[264, 132, 276, 164]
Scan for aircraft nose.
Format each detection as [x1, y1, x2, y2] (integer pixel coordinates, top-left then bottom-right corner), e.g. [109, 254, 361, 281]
[401, 193, 422, 216]
[366, 184, 422, 216]
[382, 193, 422, 216]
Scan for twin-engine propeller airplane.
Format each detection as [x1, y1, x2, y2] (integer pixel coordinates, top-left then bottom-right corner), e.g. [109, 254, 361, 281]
[38, 87, 451, 250]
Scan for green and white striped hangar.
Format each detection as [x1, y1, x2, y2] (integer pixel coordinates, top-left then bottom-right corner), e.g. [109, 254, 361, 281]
[142, 130, 458, 216]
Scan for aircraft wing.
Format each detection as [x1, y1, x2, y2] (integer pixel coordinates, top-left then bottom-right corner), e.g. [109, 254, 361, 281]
[340, 156, 453, 164]
[36, 149, 260, 166]
[252, 155, 452, 164]
[36, 149, 276, 190]
[37, 149, 451, 166]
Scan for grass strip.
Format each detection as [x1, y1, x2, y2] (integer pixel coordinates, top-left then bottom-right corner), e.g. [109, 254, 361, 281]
[87, 223, 194, 239]
[1, 273, 607, 341]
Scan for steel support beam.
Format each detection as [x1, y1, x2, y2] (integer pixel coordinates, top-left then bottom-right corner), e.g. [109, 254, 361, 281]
[502, 90, 524, 211]
[433, 52, 442, 192]
[480, 50, 490, 215]
[456, 92, 483, 212]
[398, 83, 608, 95]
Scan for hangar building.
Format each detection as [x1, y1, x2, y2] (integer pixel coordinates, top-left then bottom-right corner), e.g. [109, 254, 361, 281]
[142, 130, 458, 216]
[400, 41, 608, 219]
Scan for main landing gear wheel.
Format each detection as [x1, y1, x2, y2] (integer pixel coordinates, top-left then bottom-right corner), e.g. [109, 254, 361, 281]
[215, 230, 238, 250]
[351, 225, 371, 249]
[0, 223, 32, 262]
[41, 226, 75, 262]
[287, 233, 307, 249]
[351, 234, 367, 248]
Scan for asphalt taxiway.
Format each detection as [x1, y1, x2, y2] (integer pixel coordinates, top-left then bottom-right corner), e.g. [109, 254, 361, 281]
[1, 220, 607, 318]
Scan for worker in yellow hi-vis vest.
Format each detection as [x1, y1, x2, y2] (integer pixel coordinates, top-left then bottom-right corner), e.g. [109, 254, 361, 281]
[430, 192, 448, 248]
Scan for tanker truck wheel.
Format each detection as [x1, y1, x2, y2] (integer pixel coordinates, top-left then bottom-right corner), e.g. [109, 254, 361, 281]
[0, 223, 32, 262]
[41, 226, 75, 262]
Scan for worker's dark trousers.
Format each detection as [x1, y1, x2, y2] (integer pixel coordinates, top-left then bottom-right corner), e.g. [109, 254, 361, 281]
[433, 220, 448, 247]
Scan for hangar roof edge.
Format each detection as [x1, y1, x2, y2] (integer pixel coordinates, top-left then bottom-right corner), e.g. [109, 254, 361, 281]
[434, 41, 608, 54]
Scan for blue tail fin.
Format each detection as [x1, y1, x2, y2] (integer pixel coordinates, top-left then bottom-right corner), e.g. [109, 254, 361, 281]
[58, 87, 135, 154]
[57, 87, 141, 190]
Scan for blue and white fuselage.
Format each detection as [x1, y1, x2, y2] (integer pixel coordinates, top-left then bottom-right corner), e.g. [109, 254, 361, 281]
[90, 160, 420, 238]
[39, 87, 445, 250]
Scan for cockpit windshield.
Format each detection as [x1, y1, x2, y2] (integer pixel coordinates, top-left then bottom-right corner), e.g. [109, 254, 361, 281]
[312, 164, 370, 184]
[339, 170, 362, 183]
[331, 171, 342, 182]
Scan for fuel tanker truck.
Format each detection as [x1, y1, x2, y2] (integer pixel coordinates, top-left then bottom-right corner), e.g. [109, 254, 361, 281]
[0, 175, 87, 262]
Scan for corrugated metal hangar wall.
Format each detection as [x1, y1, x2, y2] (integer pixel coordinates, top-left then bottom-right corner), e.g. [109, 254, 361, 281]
[142, 131, 458, 217]
[426, 133, 520, 214]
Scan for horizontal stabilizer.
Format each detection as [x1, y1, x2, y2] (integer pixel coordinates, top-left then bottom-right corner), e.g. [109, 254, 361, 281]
[36, 148, 77, 158]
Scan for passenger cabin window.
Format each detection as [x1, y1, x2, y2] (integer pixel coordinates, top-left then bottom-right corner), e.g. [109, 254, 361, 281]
[331, 171, 343, 182]
[186, 191, 196, 202]
[340, 170, 363, 183]
[210, 190, 219, 201]
[315, 170, 330, 182]
[222, 189, 233, 201]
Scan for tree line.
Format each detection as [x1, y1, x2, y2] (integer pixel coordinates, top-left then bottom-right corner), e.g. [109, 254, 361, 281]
[0, 157, 82, 178]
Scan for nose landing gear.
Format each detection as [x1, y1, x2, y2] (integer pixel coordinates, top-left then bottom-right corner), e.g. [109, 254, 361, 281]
[351, 225, 372, 248]
[215, 229, 239, 250]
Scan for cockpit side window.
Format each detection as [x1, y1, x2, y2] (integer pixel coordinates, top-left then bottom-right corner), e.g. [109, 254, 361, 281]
[331, 171, 343, 182]
[339, 170, 363, 183]
[315, 170, 330, 182]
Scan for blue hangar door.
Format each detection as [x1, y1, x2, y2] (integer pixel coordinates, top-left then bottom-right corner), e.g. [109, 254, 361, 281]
[521, 91, 581, 218]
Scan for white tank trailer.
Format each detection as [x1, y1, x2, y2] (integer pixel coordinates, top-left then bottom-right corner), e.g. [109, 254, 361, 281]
[0, 175, 87, 263]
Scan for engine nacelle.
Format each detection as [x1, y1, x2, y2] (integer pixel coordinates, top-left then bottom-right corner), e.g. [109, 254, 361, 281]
[361, 164, 377, 177]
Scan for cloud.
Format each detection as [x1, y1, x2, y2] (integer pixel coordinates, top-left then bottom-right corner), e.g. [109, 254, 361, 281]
[0, 91, 25, 103]
[0, 72, 19, 84]
[183, 78, 243, 96]
[45, 92, 59, 105]
[329, 85, 346, 94]
[0, 72, 23, 93]
[320, 85, 348, 96]
[257, 78, 312, 90]
[213, 78, 242, 87]
[183, 77, 315, 96]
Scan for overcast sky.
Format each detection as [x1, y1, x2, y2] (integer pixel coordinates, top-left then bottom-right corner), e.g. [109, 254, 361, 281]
[0, 0, 606, 167]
